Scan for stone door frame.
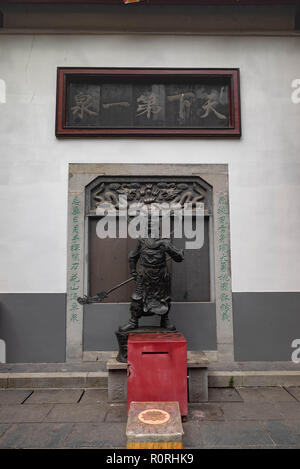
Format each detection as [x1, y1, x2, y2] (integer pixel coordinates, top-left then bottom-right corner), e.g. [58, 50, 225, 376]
[66, 163, 234, 362]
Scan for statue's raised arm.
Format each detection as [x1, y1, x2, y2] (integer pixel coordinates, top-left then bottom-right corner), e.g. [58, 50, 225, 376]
[163, 239, 184, 263]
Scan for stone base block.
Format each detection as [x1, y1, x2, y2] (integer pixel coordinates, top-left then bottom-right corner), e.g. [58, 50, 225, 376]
[107, 359, 127, 403]
[188, 368, 208, 402]
[126, 401, 183, 449]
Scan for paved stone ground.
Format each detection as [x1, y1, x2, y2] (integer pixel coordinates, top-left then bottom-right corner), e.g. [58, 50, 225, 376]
[0, 386, 299, 448]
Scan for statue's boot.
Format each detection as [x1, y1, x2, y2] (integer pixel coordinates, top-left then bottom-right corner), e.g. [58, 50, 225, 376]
[119, 318, 138, 332]
[160, 314, 176, 331]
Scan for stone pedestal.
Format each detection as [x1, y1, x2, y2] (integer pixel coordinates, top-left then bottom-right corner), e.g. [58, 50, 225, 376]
[126, 401, 183, 449]
[107, 359, 127, 403]
[188, 351, 209, 402]
[107, 350, 209, 403]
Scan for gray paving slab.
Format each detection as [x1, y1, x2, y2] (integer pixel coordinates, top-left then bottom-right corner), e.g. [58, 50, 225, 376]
[105, 404, 127, 423]
[79, 389, 108, 404]
[45, 403, 108, 423]
[182, 421, 205, 449]
[0, 404, 53, 423]
[0, 423, 73, 449]
[208, 388, 243, 402]
[200, 421, 274, 448]
[204, 445, 278, 449]
[284, 387, 300, 402]
[0, 386, 297, 449]
[24, 389, 83, 405]
[237, 387, 296, 402]
[0, 390, 33, 405]
[64, 422, 127, 448]
[221, 402, 282, 421]
[188, 404, 224, 421]
[276, 445, 300, 449]
[274, 402, 300, 420]
[0, 424, 10, 438]
[262, 420, 300, 446]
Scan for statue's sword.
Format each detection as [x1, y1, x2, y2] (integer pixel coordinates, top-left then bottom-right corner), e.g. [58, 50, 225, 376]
[77, 276, 135, 305]
[77, 257, 173, 305]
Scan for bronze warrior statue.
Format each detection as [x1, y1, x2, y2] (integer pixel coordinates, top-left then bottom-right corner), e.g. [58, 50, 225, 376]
[77, 227, 184, 333]
[119, 236, 184, 332]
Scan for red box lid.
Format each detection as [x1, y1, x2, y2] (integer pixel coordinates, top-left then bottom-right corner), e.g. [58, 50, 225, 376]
[128, 332, 186, 344]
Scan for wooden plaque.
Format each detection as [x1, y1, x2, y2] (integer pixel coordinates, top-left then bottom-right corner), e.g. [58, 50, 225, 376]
[56, 67, 241, 138]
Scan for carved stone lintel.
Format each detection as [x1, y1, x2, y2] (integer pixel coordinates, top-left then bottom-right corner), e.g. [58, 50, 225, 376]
[90, 179, 209, 212]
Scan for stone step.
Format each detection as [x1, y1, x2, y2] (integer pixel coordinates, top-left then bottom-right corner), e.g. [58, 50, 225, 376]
[0, 369, 300, 389]
[209, 370, 300, 387]
[0, 371, 108, 389]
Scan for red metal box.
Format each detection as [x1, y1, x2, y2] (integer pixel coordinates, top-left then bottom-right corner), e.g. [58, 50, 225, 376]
[127, 332, 188, 416]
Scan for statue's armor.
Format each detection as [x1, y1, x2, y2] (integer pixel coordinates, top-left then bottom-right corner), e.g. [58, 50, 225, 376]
[120, 237, 184, 331]
[77, 235, 184, 334]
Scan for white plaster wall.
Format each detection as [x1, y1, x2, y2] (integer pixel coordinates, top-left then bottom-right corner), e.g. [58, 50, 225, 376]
[0, 34, 299, 293]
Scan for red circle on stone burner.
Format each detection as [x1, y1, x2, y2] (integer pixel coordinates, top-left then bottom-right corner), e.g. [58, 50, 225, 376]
[138, 408, 171, 425]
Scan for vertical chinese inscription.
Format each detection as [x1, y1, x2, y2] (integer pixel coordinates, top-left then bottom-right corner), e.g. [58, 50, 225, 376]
[68, 195, 81, 323]
[217, 195, 231, 322]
